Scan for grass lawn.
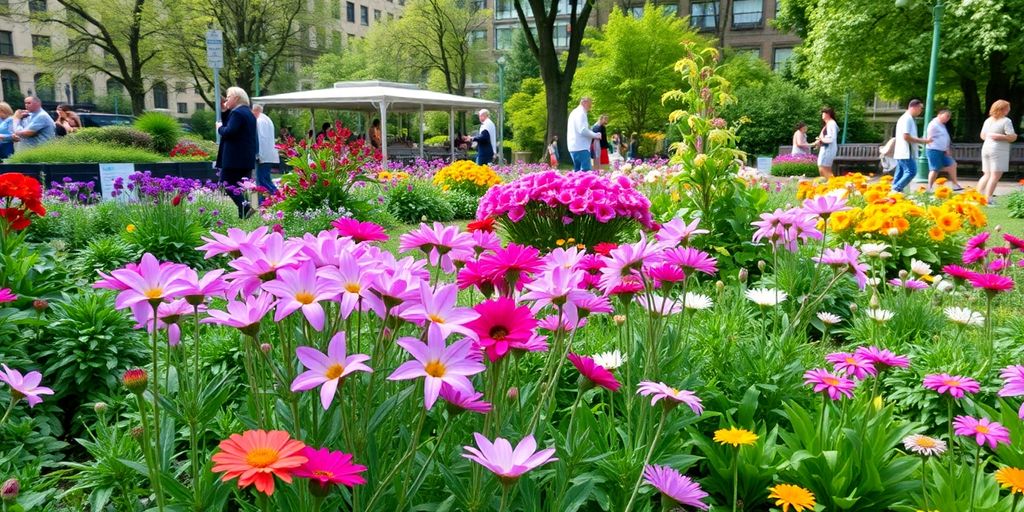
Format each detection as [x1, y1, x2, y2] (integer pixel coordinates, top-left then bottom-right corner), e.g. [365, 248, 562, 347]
[987, 204, 1024, 235]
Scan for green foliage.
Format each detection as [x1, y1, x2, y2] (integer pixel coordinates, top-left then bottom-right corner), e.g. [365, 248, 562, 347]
[189, 109, 216, 141]
[66, 126, 154, 151]
[719, 49, 774, 89]
[36, 292, 146, 403]
[386, 180, 454, 224]
[122, 202, 207, 268]
[443, 189, 478, 220]
[771, 161, 819, 177]
[575, 5, 696, 135]
[133, 112, 182, 154]
[505, 78, 548, 158]
[7, 141, 165, 164]
[72, 237, 141, 280]
[504, 28, 540, 97]
[273, 131, 379, 219]
[24, 200, 98, 248]
[423, 135, 449, 146]
[1007, 188, 1024, 219]
[0, 232, 68, 302]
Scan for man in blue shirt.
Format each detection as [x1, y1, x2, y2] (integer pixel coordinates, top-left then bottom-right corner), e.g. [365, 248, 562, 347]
[13, 96, 55, 148]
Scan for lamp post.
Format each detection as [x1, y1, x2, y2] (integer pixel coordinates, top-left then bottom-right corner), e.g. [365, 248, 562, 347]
[897, 0, 944, 182]
[497, 54, 506, 165]
[253, 50, 266, 97]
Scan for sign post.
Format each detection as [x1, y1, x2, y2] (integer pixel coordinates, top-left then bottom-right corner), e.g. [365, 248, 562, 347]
[206, 29, 224, 144]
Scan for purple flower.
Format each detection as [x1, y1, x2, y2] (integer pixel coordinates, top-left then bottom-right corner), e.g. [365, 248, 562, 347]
[462, 433, 556, 483]
[387, 329, 486, 409]
[751, 207, 823, 252]
[814, 244, 869, 290]
[642, 465, 709, 510]
[291, 332, 372, 409]
[0, 364, 54, 408]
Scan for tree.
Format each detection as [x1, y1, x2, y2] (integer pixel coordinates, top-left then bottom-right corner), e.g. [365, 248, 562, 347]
[32, 0, 170, 114]
[504, 28, 540, 97]
[574, 4, 696, 136]
[304, 36, 412, 88]
[505, 77, 548, 157]
[165, 0, 317, 107]
[513, 0, 594, 164]
[776, 0, 1024, 135]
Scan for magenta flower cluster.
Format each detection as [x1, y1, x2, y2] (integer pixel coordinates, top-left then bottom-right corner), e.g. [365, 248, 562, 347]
[476, 171, 655, 228]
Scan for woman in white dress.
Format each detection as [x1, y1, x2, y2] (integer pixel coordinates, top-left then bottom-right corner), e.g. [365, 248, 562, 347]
[977, 100, 1017, 204]
[814, 107, 839, 178]
[791, 122, 812, 155]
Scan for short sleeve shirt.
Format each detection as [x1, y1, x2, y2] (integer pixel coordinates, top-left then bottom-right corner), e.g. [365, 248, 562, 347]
[926, 118, 950, 152]
[894, 111, 918, 160]
[20, 110, 55, 147]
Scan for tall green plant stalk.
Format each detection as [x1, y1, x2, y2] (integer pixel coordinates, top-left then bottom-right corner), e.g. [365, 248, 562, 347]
[147, 303, 166, 512]
[623, 407, 668, 512]
[731, 448, 740, 512]
[968, 444, 982, 512]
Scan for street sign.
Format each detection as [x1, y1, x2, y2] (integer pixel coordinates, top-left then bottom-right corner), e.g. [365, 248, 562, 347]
[205, 29, 224, 69]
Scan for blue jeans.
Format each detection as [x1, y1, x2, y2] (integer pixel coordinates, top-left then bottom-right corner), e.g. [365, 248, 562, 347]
[256, 162, 279, 204]
[570, 150, 592, 171]
[892, 158, 916, 192]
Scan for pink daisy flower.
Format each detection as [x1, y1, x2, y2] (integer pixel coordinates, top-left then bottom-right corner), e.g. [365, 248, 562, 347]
[521, 266, 593, 325]
[655, 217, 708, 247]
[636, 381, 703, 414]
[803, 368, 856, 400]
[398, 222, 475, 273]
[814, 244, 869, 290]
[597, 232, 661, 294]
[0, 288, 15, 303]
[439, 383, 492, 414]
[330, 217, 388, 243]
[642, 465, 709, 510]
[110, 253, 190, 311]
[953, 415, 1010, 449]
[388, 329, 486, 409]
[173, 268, 229, 305]
[566, 353, 620, 391]
[400, 284, 480, 341]
[465, 298, 538, 362]
[888, 278, 929, 291]
[825, 352, 877, 380]
[802, 194, 850, 218]
[202, 292, 277, 337]
[478, 243, 543, 289]
[923, 373, 980, 399]
[661, 247, 718, 276]
[291, 332, 372, 410]
[966, 232, 990, 251]
[998, 365, 1024, 419]
[293, 446, 367, 489]
[198, 226, 269, 259]
[943, 264, 977, 284]
[968, 273, 1014, 295]
[854, 346, 910, 369]
[462, 433, 556, 484]
[0, 364, 53, 408]
[261, 260, 340, 331]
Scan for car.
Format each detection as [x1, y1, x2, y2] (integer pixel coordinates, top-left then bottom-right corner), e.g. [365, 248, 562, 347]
[77, 113, 135, 128]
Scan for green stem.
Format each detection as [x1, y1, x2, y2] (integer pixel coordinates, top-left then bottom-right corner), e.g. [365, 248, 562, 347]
[947, 399, 956, 474]
[134, 393, 163, 512]
[623, 407, 668, 512]
[968, 444, 981, 512]
[498, 484, 511, 512]
[731, 449, 739, 512]
[148, 304, 166, 512]
[921, 456, 929, 511]
[409, 419, 453, 492]
[0, 396, 16, 427]
[363, 409, 427, 511]
[395, 407, 429, 511]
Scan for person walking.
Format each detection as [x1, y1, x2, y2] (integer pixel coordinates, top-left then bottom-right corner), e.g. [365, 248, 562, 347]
[627, 132, 639, 160]
[466, 109, 496, 165]
[11, 96, 55, 148]
[0, 102, 16, 160]
[548, 136, 559, 167]
[609, 131, 623, 165]
[592, 114, 610, 170]
[978, 100, 1017, 204]
[252, 103, 280, 204]
[791, 122, 812, 155]
[813, 107, 839, 178]
[215, 86, 259, 219]
[925, 108, 963, 193]
[891, 99, 931, 193]
[567, 97, 601, 171]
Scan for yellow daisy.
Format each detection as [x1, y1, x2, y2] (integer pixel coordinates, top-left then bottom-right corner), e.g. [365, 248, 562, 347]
[768, 484, 816, 512]
[713, 427, 758, 447]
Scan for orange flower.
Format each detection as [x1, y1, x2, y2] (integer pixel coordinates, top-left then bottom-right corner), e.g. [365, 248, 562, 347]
[928, 226, 945, 241]
[936, 213, 961, 233]
[934, 186, 951, 199]
[830, 211, 853, 232]
[211, 430, 308, 495]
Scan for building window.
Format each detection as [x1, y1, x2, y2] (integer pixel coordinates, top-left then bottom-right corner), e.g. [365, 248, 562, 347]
[177, 102, 187, 114]
[690, 1, 718, 31]
[398, 0, 404, 5]
[732, 0, 763, 28]
[72, 76, 94, 104]
[495, 0, 521, 19]
[374, 9, 381, 21]
[106, 78, 123, 95]
[152, 82, 168, 109]
[630, 6, 643, 18]
[471, 0, 485, 8]
[332, 0, 341, 18]
[360, 5, 369, 25]
[31, 35, 50, 50]
[494, 26, 513, 51]
[737, 47, 761, 58]
[662, 4, 678, 16]
[0, 32, 12, 56]
[1, 70, 19, 103]
[332, 30, 343, 51]
[34, 73, 54, 102]
[28, 0, 45, 13]
[773, 47, 794, 70]
[195, 102, 205, 111]
[553, 22, 569, 48]
[346, 1, 355, 22]
[469, 29, 486, 45]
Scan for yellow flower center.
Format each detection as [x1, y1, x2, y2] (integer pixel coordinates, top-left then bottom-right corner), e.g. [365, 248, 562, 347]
[845, 357, 856, 365]
[324, 363, 345, 380]
[245, 447, 280, 468]
[345, 283, 361, 294]
[976, 425, 990, 434]
[145, 288, 164, 299]
[295, 291, 315, 305]
[824, 377, 840, 386]
[943, 380, 961, 388]
[916, 437, 937, 448]
[428, 313, 445, 324]
[312, 469, 335, 479]
[424, 359, 446, 378]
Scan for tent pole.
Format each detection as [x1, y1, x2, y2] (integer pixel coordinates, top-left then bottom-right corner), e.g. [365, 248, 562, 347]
[419, 104, 424, 160]
[449, 107, 455, 162]
[309, 108, 315, 142]
[380, 101, 389, 164]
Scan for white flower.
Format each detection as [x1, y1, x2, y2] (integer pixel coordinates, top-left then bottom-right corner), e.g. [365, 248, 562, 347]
[866, 308, 894, 323]
[639, 295, 682, 317]
[866, 277, 881, 287]
[944, 307, 984, 327]
[902, 434, 947, 456]
[644, 170, 663, 183]
[860, 243, 889, 257]
[910, 258, 932, 277]
[592, 349, 626, 370]
[936, 280, 954, 293]
[817, 312, 842, 325]
[745, 288, 788, 307]
[682, 292, 713, 311]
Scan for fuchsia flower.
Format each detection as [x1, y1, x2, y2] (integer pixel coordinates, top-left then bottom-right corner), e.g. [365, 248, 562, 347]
[462, 433, 556, 483]
[174, 268, 228, 305]
[133, 299, 195, 346]
[803, 368, 856, 400]
[398, 222, 475, 273]
[388, 329, 486, 409]
[962, 247, 989, 265]
[566, 353, 620, 391]
[457, 260, 498, 296]
[293, 446, 367, 489]
[198, 226, 269, 258]
[888, 278, 929, 290]
[636, 381, 704, 414]
[655, 217, 708, 247]
[853, 346, 910, 369]
[110, 253, 190, 310]
[226, 233, 304, 296]
[330, 217, 388, 243]
[537, 314, 586, 333]
[646, 264, 686, 286]
[465, 298, 538, 362]
[478, 243, 543, 288]
[598, 233, 661, 294]
[642, 465, 710, 510]
[399, 284, 479, 340]
[953, 416, 1011, 449]
[1004, 233, 1024, 252]
[541, 246, 585, 273]
[203, 292, 277, 337]
[968, 273, 1014, 295]
[291, 332, 372, 410]
[317, 250, 379, 320]
[0, 288, 15, 303]
[814, 244, 869, 290]
[439, 383, 492, 414]
[637, 294, 682, 316]
[262, 260, 340, 331]
[943, 264, 977, 284]
[922, 373, 980, 398]
[751, 207, 823, 252]
[802, 194, 850, 218]
[825, 352, 877, 380]
[522, 266, 595, 325]
[661, 247, 718, 276]
[966, 232, 990, 251]
[0, 364, 53, 407]
[998, 365, 1024, 419]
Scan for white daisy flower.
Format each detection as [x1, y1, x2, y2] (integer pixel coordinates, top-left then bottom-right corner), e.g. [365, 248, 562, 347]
[592, 349, 626, 370]
[944, 307, 984, 327]
[817, 312, 842, 325]
[902, 434, 947, 457]
[866, 308, 894, 323]
[860, 243, 889, 257]
[745, 288, 788, 307]
[910, 258, 932, 277]
[638, 295, 682, 317]
[682, 292, 714, 311]
[936, 280, 954, 293]
[866, 277, 881, 287]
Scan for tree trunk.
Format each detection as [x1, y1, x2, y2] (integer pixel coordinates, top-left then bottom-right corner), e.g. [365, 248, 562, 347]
[984, 51, 1024, 132]
[718, 0, 731, 48]
[960, 76, 982, 141]
[546, 78, 570, 165]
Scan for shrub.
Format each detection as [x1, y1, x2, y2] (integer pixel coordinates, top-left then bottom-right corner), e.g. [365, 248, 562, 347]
[432, 160, 502, 196]
[66, 126, 154, 151]
[24, 199, 101, 248]
[1007, 188, 1024, 219]
[133, 112, 182, 154]
[122, 201, 208, 268]
[444, 189, 479, 220]
[190, 109, 216, 141]
[386, 179, 454, 223]
[424, 135, 449, 146]
[72, 237, 140, 279]
[8, 141, 165, 163]
[771, 153, 819, 177]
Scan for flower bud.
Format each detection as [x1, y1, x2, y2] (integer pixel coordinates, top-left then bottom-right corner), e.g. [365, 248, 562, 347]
[994, 225, 1002, 232]
[738, 268, 748, 284]
[849, 303, 859, 314]
[131, 426, 145, 440]
[122, 368, 148, 395]
[757, 260, 766, 272]
[93, 402, 108, 414]
[507, 387, 519, 401]
[869, 293, 880, 308]
[898, 270, 908, 280]
[613, 315, 626, 326]
[32, 299, 48, 312]
[260, 343, 272, 353]
[715, 281, 725, 293]
[1, 478, 18, 503]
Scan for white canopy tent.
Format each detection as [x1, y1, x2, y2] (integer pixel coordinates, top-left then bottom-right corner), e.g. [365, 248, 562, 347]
[253, 80, 501, 163]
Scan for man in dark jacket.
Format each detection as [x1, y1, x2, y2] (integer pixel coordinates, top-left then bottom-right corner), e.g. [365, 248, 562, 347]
[216, 86, 259, 218]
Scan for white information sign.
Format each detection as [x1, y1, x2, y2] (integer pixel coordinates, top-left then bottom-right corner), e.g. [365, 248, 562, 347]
[98, 163, 135, 200]
[206, 29, 224, 69]
[756, 156, 772, 175]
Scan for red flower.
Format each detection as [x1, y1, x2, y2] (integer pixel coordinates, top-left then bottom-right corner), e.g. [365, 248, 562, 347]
[467, 217, 495, 233]
[593, 242, 618, 256]
[171, 194, 183, 206]
[566, 353, 620, 391]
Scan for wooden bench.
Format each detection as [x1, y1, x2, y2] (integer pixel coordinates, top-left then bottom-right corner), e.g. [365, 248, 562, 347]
[777, 143, 1024, 176]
